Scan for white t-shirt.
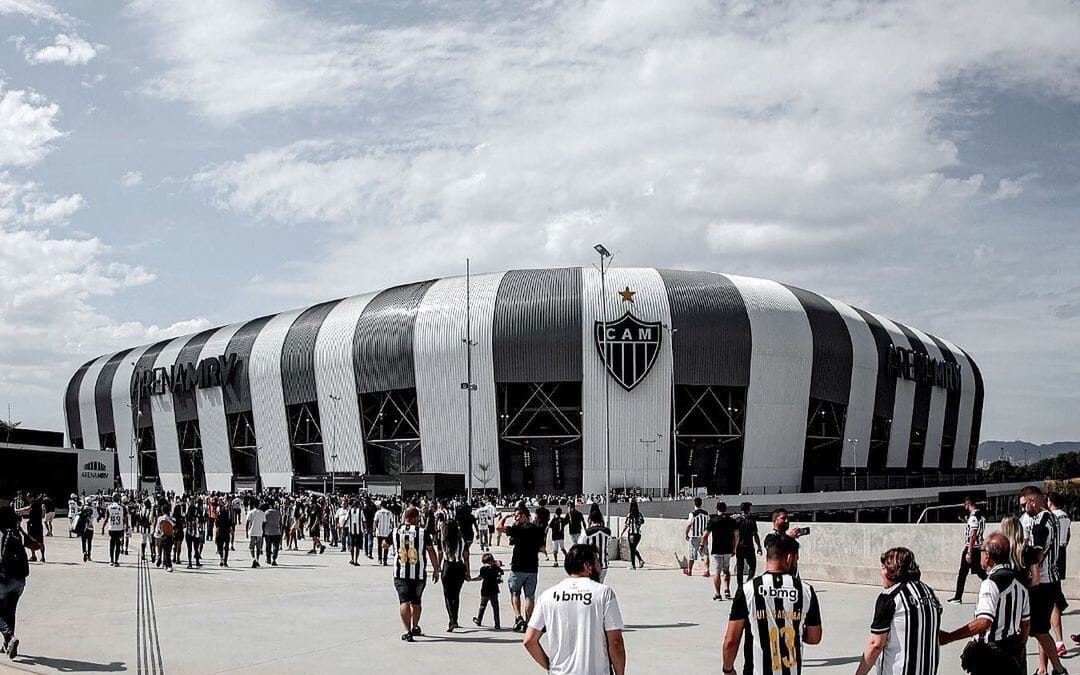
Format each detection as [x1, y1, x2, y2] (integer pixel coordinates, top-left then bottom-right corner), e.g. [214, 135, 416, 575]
[527, 576, 624, 675]
[246, 509, 266, 537]
[106, 503, 126, 532]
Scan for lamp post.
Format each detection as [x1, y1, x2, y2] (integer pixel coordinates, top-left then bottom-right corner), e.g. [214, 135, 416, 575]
[461, 258, 478, 503]
[328, 394, 342, 494]
[663, 323, 678, 497]
[846, 437, 860, 492]
[638, 433, 662, 497]
[594, 243, 612, 515]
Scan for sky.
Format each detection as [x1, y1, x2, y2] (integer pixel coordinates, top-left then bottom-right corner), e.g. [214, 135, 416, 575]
[1, 0, 1079, 444]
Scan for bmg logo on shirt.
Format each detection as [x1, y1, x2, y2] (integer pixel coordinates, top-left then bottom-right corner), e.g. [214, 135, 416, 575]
[556, 590, 593, 606]
[757, 585, 799, 603]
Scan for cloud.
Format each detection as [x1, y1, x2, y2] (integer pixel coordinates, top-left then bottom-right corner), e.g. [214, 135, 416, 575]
[119, 170, 142, 187]
[25, 33, 97, 66]
[0, 85, 64, 167]
[0, 172, 84, 224]
[0, 0, 69, 25]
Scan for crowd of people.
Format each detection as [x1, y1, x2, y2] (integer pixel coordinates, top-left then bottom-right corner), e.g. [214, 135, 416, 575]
[0, 485, 1078, 674]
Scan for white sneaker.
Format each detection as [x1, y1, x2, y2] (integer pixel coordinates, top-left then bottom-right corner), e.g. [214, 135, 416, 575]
[6, 636, 18, 659]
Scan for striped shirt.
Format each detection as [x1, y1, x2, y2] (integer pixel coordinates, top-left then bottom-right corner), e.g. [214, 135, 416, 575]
[374, 508, 396, 538]
[392, 524, 433, 580]
[347, 507, 363, 535]
[584, 525, 612, 569]
[869, 579, 942, 675]
[730, 573, 821, 675]
[625, 513, 644, 535]
[1021, 509, 1060, 584]
[964, 510, 986, 549]
[687, 508, 709, 538]
[975, 565, 1030, 644]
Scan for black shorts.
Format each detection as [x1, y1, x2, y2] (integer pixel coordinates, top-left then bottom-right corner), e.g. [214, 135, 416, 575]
[349, 534, 363, 548]
[1030, 581, 1059, 634]
[394, 578, 426, 605]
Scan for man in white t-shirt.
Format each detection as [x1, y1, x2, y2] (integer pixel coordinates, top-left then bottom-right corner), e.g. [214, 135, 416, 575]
[523, 543, 626, 675]
[102, 494, 128, 567]
[245, 503, 266, 569]
[1048, 491, 1071, 656]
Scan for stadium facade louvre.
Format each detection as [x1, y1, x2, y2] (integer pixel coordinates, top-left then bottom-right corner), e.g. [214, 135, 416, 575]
[62, 267, 984, 496]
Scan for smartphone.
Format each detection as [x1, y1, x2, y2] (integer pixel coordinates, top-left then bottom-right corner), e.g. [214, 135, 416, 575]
[796, 526, 811, 536]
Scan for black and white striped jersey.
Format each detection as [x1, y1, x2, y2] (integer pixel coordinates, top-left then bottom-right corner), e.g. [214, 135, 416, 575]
[687, 508, 709, 538]
[347, 507, 363, 535]
[869, 579, 942, 675]
[964, 510, 986, 549]
[374, 508, 396, 538]
[392, 524, 433, 580]
[625, 514, 644, 535]
[730, 570, 820, 673]
[975, 565, 1030, 644]
[730, 572, 821, 675]
[585, 525, 612, 569]
[1021, 509, 1060, 584]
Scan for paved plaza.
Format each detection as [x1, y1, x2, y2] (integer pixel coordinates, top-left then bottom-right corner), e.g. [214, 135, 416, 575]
[2, 523, 1077, 675]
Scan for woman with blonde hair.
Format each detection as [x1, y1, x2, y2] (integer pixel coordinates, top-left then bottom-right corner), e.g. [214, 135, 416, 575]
[999, 516, 1030, 582]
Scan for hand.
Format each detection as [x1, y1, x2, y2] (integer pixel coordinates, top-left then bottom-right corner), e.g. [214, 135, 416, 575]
[756, 548, 762, 556]
[433, 570, 440, 584]
[938, 629, 952, 645]
[964, 552, 971, 564]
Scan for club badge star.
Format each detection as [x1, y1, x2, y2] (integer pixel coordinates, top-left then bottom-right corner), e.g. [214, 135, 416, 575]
[618, 286, 636, 303]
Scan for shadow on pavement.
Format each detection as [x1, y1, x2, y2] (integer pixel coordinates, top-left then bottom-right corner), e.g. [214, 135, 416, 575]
[13, 655, 127, 672]
[804, 655, 861, 668]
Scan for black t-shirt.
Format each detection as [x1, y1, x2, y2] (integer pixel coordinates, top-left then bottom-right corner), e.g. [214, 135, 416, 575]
[567, 510, 585, 534]
[534, 506, 551, 528]
[506, 523, 544, 573]
[478, 563, 504, 595]
[456, 511, 476, 540]
[707, 514, 738, 555]
[549, 515, 566, 540]
[735, 514, 758, 549]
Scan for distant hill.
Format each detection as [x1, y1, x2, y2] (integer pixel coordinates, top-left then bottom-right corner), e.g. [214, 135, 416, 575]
[978, 440, 1080, 464]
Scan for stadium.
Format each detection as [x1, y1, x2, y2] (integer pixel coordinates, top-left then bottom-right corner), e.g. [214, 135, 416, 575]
[62, 267, 983, 497]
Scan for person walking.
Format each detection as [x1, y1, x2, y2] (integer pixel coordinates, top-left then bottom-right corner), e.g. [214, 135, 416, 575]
[476, 500, 493, 552]
[184, 500, 204, 569]
[472, 553, 504, 629]
[0, 505, 30, 660]
[42, 496, 55, 538]
[940, 532, 1030, 675]
[153, 507, 175, 572]
[214, 505, 232, 567]
[245, 502, 266, 569]
[583, 512, 612, 584]
[566, 503, 585, 546]
[683, 497, 709, 577]
[1048, 492, 1070, 656]
[103, 494, 127, 567]
[375, 501, 397, 566]
[620, 501, 645, 570]
[549, 508, 567, 568]
[722, 536, 822, 675]
[498, 506, 545, 633]
[701, 501, 738, 600]
[523, 543, 626, 675]
[18, 496, 45, 564]
[392, 506, 440, 642]
[455, 503, 478, 579]
[1018, 485, 1069, 675]
[362, 498, 377, 560]
[346, 498, 364, 566]
[734, 502, 762, 588]
[855, 547, 942, 675]
[263, 500, 282, 566]
[75, 500, 95, 562]
[947, 495, 987, 604]
[440, 519, 468, 631]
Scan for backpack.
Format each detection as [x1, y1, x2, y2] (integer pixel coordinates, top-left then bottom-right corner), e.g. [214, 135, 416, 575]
[159, 518, 174, 537]
[0, 529, 29, 581]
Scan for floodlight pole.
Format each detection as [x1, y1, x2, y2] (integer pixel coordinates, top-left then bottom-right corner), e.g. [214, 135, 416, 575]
[463, 258, 476, 503]
[595, 244, 612, 517]
[847, 437, 860, 492]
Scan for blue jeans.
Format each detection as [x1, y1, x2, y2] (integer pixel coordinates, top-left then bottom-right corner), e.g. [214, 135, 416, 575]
[0, 577, 26, 644]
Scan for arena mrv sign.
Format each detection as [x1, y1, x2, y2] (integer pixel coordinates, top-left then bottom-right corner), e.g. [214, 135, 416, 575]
[131, 353, 242, 399]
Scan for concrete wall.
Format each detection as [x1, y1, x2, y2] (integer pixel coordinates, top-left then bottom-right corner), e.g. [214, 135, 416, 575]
[608, 516, 1080, 600]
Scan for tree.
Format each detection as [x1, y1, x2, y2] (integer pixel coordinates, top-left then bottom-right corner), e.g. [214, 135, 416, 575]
[474, 461, 494, 492]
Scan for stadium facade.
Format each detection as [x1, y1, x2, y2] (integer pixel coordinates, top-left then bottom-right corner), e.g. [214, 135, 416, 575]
[62, 268, 984, 496]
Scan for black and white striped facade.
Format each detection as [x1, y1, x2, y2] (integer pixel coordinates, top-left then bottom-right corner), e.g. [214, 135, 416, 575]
[63, 268, 983, 495]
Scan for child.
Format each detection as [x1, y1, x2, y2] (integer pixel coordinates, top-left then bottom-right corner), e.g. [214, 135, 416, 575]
[549, 507, 566, 567]
[471, 553, 504, 630]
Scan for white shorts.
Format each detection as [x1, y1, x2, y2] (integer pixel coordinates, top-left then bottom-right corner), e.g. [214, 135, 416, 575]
[710, 554, 732, 573]
[687, 537, 703, 561]
[552, 538, 566, 552]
